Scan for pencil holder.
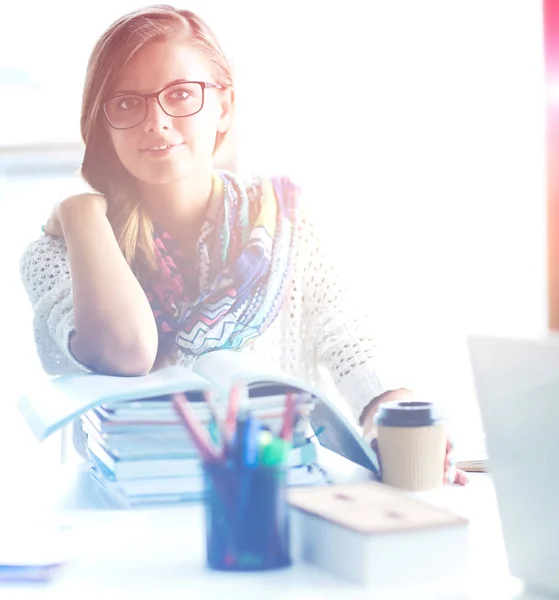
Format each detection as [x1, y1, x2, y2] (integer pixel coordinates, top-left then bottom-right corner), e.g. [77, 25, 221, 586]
[203, 462, 291, 571]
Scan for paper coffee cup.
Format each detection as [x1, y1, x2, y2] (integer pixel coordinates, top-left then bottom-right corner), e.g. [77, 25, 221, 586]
[374, 401, 447, 491]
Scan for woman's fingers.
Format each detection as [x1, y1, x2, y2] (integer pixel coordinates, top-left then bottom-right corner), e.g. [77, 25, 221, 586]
[445, 438, 469, 486]
[454, 469, 470, 486]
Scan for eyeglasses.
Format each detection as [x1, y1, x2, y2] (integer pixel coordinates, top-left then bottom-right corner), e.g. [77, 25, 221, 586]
[103, 80, 224, 130]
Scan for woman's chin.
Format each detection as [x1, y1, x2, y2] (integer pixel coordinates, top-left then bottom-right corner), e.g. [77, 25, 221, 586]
[131, 165, 192, 187]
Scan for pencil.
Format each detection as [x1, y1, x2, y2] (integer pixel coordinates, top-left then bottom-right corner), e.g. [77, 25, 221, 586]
[223, 383, 242, 457]
[280, 391, 296, 442]
[172, 393, 220, 463]
[204, 390, 226, 445]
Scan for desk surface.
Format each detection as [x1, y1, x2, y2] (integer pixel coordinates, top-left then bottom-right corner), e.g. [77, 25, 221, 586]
[0, 460, 547, 600]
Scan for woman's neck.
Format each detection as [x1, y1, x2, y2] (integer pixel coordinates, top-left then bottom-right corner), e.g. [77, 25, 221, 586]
[140, 172, 214, 240]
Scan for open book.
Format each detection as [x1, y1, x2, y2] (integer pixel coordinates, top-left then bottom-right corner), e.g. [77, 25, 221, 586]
[454, 431, 488, 473]
[18, 350, 380, 484]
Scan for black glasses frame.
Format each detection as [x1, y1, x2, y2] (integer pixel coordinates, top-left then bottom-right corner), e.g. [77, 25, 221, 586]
[103, 80, 224, 130]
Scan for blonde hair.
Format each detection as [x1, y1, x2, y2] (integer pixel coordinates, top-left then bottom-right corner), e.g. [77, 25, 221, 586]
[80, 5, 234, 276]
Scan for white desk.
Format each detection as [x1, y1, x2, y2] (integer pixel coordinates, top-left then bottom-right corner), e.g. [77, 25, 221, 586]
[0, 461, 548, 600]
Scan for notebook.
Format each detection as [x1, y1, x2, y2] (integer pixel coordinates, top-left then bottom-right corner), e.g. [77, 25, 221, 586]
[0, 520, 76, 582]
[289, 481, 469, 588]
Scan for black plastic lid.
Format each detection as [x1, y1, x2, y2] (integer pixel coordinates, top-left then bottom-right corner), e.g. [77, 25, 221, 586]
[374, 401, 444, 427]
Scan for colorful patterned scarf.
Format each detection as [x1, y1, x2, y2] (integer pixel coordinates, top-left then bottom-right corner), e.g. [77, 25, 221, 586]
[145, 171, 299, 355]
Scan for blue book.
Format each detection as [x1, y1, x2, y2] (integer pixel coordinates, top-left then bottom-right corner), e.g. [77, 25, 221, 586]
[86, 436, 203, 480]
[88, 460, 327, 509]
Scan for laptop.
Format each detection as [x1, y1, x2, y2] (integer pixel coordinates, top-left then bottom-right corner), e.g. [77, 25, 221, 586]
[468, 333, 559, 596]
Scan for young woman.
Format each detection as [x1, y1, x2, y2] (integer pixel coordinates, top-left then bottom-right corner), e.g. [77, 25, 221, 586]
[20, 5, 467, 484]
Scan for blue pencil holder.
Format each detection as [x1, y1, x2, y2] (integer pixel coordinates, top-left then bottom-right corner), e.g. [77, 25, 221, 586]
[203, 462, 291, 571]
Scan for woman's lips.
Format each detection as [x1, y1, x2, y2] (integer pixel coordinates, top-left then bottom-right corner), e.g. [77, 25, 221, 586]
[139, 142, 184, 156]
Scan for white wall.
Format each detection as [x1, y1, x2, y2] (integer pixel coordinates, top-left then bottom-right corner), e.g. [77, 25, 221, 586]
[231, 1, 548, 445]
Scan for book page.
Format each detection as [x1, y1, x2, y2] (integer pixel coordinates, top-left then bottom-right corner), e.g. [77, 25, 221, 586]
[192, 350, 321, 398]
[18, 365, 211, 442]
[309, 400, 380, 477]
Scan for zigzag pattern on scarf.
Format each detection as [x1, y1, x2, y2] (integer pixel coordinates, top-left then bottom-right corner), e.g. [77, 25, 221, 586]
[146, 170, 299, 356]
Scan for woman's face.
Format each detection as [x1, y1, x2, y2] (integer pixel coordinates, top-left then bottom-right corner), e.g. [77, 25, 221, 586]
[105, 41, 232, 186]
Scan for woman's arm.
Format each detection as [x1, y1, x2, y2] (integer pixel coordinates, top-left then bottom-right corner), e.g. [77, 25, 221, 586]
[297, 213, 468, 485]
[57, 193, 158, 375]
[21, 193, 158, 376]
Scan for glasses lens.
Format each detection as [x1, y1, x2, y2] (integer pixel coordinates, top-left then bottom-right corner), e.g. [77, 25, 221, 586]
[105, 95, 146, 129]
[159, 82, 203, 117]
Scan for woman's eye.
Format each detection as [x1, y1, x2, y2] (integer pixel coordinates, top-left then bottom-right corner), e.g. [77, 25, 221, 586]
[168, 88, 192, 101]
[118, 97, 141, 111]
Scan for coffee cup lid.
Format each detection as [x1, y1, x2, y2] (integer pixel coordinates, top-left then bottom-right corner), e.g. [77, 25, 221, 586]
[374, 401, 444, 427]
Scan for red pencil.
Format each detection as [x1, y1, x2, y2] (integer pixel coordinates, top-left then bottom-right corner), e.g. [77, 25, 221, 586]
[280, 392, 296, 442]
[223, 384, 242, 456]
[172, 393, 220, 463]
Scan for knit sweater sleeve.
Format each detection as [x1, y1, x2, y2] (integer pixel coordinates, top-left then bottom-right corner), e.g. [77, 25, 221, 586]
[20, 235, 93, 375]
[298, 214, 412, 423]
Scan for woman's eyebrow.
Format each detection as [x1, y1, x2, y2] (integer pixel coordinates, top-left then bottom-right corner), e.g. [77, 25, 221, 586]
[113, 78, 190, 96]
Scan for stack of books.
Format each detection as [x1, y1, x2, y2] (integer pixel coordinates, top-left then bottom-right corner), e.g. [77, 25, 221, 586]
[82, 389, 317, 507]
[18, 350, 382, 508]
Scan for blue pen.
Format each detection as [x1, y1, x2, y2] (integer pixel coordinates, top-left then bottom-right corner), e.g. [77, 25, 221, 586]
[234, 410, 259, 532]
[234, 409, 260, 468]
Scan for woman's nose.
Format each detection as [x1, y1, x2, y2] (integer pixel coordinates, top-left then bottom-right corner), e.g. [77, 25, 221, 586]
[143, 97, 172, 131]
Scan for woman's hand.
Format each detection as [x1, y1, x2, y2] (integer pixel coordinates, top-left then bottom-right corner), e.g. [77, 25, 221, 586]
[44, 193, 107, 237]
[444, 438, 469, 486]
[363, 390, 469, 486]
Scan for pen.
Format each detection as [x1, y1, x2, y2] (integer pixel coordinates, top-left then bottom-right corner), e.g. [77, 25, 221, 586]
[259, 435, 292, 467]
[172, 393, 220, 463]
[235, 409, 262, 527]
[235, 409, 260, 468]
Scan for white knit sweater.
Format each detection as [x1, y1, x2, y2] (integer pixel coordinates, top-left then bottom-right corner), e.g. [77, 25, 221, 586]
[20, 212, 408, 425]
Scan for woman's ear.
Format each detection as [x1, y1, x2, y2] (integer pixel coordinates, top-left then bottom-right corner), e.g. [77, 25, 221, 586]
[217, 87, 234, 134]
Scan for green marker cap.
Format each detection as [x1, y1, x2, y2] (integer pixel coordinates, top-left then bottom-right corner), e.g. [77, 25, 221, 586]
[261, 438, 292, 466]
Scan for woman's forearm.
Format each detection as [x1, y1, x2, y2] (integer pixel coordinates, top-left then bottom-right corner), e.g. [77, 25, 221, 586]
[59, 195, 158, 375]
